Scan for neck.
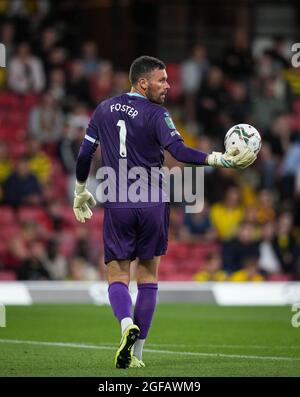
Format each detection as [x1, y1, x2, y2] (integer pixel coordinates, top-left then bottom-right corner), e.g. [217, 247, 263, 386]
[130, 86, 146, 98]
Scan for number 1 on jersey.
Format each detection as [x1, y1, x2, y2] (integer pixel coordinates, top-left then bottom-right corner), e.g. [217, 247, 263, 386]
[117, 120, 127, 157]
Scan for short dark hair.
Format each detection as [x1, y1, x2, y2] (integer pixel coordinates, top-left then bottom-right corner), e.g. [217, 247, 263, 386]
[129, 55, 165, 85]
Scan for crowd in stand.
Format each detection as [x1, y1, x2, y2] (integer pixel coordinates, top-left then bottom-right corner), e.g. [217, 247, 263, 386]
[0, 2, 299, 281]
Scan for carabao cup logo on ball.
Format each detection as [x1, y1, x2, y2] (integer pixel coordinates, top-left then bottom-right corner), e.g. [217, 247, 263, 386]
[225, 124, 261, 155]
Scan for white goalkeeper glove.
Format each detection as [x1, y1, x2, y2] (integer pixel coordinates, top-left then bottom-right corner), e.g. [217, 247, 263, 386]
[73, 180, 96, 223]
[207, 147, 257, 169]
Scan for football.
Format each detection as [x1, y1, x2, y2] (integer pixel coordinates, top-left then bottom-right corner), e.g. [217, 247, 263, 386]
[224, 124, 262, 155]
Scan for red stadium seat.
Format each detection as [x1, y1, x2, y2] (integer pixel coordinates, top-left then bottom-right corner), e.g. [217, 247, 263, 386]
[0, 224, 20, 241]
[59, 235, 75, 257]
[17, 207, 49, 228]
[0, 206, 16, 224]
[8, 141, 28, 157]
[0, 271, 17, 281]
[88, 207, 104, 229]
[267, 273, 292, 282]
[0, 92, 20, 108]
[60, 206, 79, 229]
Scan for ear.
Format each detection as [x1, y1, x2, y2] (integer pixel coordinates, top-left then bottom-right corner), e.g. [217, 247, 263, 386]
[139, 77, 148, 91]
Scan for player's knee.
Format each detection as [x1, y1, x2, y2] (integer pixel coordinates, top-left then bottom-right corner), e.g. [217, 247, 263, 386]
[107, 260, 130, 285]
[136, 263, 158, 283]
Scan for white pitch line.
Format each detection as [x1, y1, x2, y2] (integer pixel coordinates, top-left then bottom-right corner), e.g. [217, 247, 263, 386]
[0, 339, 299, 362]
[147, 343, 300, 350]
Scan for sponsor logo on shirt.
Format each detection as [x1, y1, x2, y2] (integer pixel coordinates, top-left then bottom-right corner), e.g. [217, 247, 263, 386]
[164, 114, 176, 130]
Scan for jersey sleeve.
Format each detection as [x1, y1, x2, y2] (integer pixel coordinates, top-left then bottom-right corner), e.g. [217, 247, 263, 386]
[84, 108, 100, 146]
[153, 108, 183, 149]
[75, 107, 100, 182]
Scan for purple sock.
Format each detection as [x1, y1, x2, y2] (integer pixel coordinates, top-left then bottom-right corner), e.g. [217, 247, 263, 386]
[108, 282, 132, 323]
[133, 283, 158, 339]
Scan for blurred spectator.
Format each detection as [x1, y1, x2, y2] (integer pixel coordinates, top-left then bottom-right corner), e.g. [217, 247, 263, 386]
[204, 167, 238, 204]
[224, 80, 252, 124]
[258, 222, 282, 275]
[0, 21, 16, 88]
[29, 91, 64, 144]
[210, 185, 244, 240]
[26, 138, 52, 184]
[222, 221, 259, 273]
[18, 241, 50, 280]
[264, 112, 293, 157]
[46, 47, 68, 74]
[45, 201, 64, 231]
[222, 28, 253, 81]
[36, 27, 60, 69]
[252, 78, 289, 131]
[0, 141, 13, 184]
[257, 141, 277, 189]
[256, 50, 278, 80]
[7, 0, 50, 17]
[57, 122, 79, 174]
[81, 40, 101, 77]
[181, 201, 216, 242]
[68, 256, 99, 281]
[267, 36, 290, 70]
[47, 68, 66, 105]
[67, 103, 90, 137]
[293, 251, 300, 281]
[111, 70, 130, 97]
[3, 220, 40, 273]
[66, 59, 93, 108]
[44, 238, 68, 280]
[282, 66, 300, 97]
[90, 61, 114, 103]
[8, 42, 45, 94]
[230, 255, 264, 281]
[196, 66, 228, 136]
[281, 138, 300, 199]
[0, 20, 16, 61]
[73, 226, 93, 263]
[194, 252, 227, 281]
[254, 189, 276, 225]
[273, 212, 298, 275]
[181, 44, 209, 127]
[3, 157, 42, 207]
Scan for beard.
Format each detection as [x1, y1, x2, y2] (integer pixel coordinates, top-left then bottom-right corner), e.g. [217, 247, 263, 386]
[146, 86, 166, 104]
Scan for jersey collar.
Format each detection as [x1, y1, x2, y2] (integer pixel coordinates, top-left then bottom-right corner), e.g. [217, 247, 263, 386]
[126, 92, 146, 99]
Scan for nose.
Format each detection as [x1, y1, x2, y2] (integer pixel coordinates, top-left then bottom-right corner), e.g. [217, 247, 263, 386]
[165, 81, 170, 90]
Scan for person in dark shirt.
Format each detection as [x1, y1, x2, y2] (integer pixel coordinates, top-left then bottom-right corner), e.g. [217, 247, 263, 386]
[4, 156, 42, 208]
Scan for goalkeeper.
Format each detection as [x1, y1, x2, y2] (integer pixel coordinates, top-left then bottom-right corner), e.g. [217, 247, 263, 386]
[73, 55, 256, 369]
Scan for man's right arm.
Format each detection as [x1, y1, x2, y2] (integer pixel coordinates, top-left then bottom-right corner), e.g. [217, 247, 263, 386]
[73, 109, 100, 223]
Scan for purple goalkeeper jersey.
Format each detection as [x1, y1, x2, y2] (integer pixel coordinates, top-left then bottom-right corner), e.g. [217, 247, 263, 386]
[85, 92, 183, 207]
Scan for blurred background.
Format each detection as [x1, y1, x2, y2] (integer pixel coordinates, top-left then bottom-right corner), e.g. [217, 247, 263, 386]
[0, 0, 299, 284]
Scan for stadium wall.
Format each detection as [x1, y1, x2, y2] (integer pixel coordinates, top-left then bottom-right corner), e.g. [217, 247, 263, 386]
[0, 281, 300, 305]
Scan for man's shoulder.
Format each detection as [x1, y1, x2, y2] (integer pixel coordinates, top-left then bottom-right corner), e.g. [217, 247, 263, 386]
[97, 94, 123, 108]
[146, 103, 171, 125]
[149, 102, 169, 115]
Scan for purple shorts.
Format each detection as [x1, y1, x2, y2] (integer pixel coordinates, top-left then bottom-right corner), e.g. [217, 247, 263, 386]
[103, 203, 170, 264]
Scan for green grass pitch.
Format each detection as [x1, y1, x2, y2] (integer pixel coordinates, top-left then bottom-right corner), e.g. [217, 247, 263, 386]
[0, 304, 299, 377]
